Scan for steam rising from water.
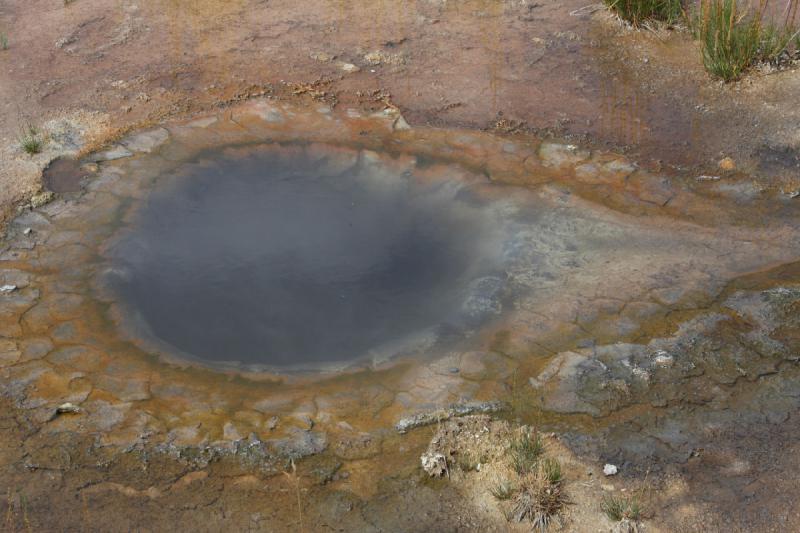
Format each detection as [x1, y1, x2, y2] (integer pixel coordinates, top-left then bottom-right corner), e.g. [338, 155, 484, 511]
[108, 145, 510, 369]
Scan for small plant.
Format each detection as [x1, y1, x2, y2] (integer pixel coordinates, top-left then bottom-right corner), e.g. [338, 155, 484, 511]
[604, 0, 683, 26]
[283, 459, 304, 532]
[490, 479, 516, 500]
[510, 431, 544, 474]
[4, 488, 13, 531]
[511, 472, 569, 531]
[457, 450, 487, 472]
[601, 494, 643, 522]
[18, 125, 44, 155]
[0, 33, 8, 51]
[19, 493, 31, 533]
[541, 458, 563, 484]
[694, 0, 800, 81]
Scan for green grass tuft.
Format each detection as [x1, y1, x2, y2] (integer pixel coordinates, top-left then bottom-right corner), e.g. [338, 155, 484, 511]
[18, 125, 44, 155]
[541, 458, 563, 485]
[601, 494, 643, 522]
[0, 33, 8, 51]
[604, 0, 683, 26]
[489, 479, 516, 501]
[694, 0, 800, 81]
[510, 431, 544, 475]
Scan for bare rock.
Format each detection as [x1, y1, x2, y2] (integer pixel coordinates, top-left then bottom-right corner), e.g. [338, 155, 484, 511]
[55, 402, 81, 415]
[339, 62, 360, 73]
[395, 400, 506, 433]
[603, 463, 619, 476]
[88, 146, 133, 162]
[121, 128, 169, 153]
[268, 428, 327, 460]
[421, 452, 448, 477]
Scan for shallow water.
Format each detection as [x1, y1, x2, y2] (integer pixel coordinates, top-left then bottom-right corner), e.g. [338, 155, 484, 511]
[42, 158, 88, 193]
[108, 145, 507, 369]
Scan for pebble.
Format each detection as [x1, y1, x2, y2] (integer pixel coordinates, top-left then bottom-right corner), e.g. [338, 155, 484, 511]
[421, 452, 448, 477]
[0, 285, 17, 293]
[653, 351, 674, 368]
[56, 402, 81, 414]
[603, 463, 619, 476]
[339, 63, 360, 73]
[718, 157, 736, 171]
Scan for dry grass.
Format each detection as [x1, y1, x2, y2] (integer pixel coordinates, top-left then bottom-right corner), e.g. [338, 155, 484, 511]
[422, 417, 571, 531]
[601, 494, 644, 522]
[489, 478, 516, 500]
[3, 489, 33, 533]
[508, 462, 569, 531]
[283, 460, 305, 533]
[499, 431, 569, 530]
[3, 489, 13, 531]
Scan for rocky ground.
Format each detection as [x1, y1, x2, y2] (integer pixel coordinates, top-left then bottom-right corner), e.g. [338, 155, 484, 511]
[2, 1, 800, 532]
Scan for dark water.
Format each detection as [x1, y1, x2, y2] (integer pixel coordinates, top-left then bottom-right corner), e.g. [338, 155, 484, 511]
[110, 145, 506, 369]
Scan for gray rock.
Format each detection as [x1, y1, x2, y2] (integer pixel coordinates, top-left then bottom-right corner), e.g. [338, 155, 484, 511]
[121, 128, 169, 153]
[0, 271, 31, 292]
[393, 114, 411, 131]
[395, 400, 506, 433]
[55, 402, 82, 415]
[12, 211, 51, 230]
[88, 146, 133, 162]
[421, 452, 448, 477]
[268, 428, 327, 460]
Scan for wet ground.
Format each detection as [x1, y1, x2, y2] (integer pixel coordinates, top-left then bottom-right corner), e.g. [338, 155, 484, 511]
[1, 100, 800, 531]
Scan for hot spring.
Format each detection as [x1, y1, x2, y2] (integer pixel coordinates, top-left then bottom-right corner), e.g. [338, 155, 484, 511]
[106, 144, 511, 370]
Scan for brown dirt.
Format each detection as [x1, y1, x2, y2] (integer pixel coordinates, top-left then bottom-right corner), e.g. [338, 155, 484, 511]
[2, 0, 799, 223]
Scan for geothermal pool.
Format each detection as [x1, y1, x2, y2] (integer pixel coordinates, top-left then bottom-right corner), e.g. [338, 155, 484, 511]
[4, 102, 800, 514]
[106, 145, 510, 370]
